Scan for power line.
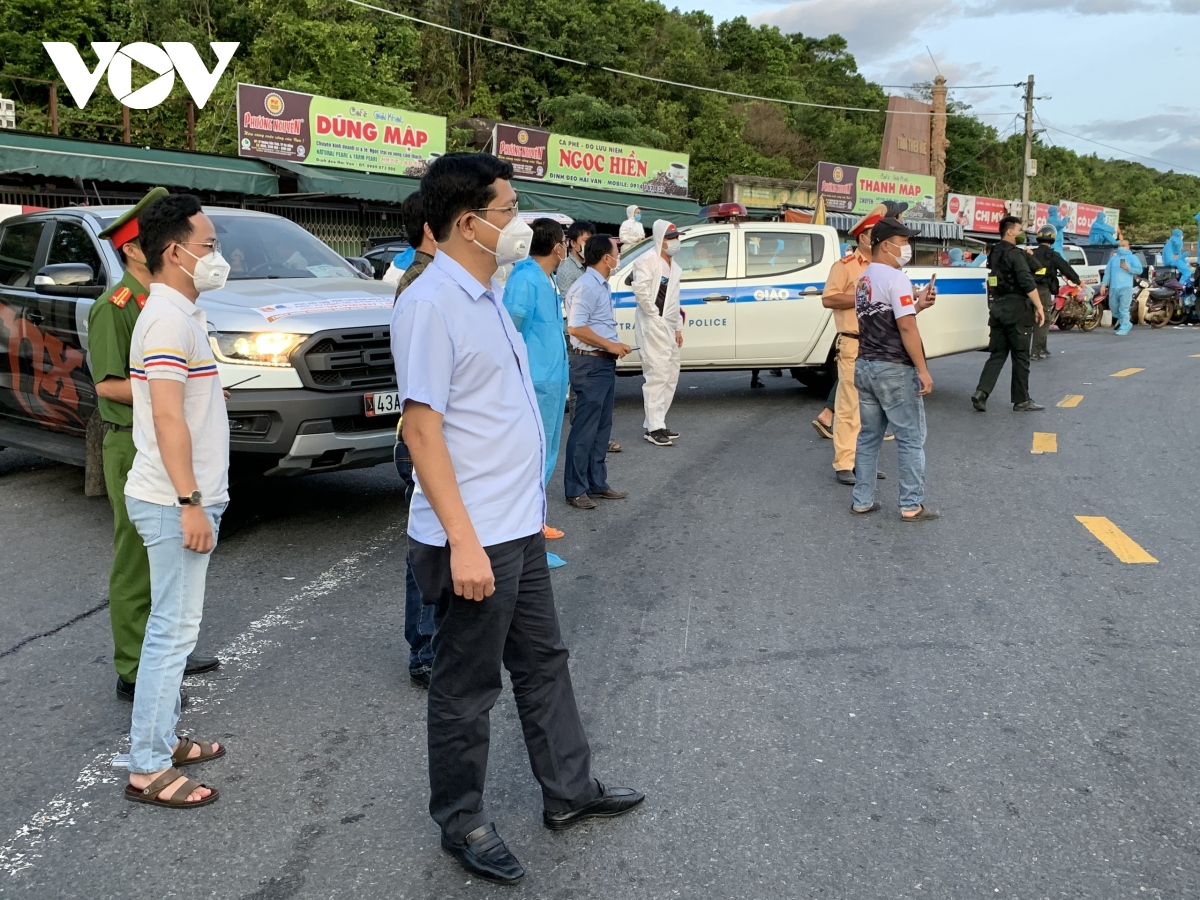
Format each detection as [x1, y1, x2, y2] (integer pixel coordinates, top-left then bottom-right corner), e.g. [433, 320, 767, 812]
[876, 83, 1023, 90]
[1036, 113, 1200, 176]
[344, 0, 1018, 118]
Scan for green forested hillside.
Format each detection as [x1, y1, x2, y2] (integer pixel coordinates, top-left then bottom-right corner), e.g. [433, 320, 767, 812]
[2, 0, 1196, 240]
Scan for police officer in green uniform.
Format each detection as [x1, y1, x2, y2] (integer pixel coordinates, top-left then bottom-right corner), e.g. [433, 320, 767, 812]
[971, 215, 1046, 413]
[88, 187, 220, 701]
[1028, 225, 1081, 360]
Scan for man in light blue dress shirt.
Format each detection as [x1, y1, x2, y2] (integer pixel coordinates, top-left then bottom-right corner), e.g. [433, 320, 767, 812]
[563, 235, 632, 508]
[391, 153, 644, 886]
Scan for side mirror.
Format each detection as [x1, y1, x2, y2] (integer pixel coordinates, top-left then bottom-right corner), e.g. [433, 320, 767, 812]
[34, 263, 104, 298]
[344, 257, 374, 279]
[624, 272, 634, 286]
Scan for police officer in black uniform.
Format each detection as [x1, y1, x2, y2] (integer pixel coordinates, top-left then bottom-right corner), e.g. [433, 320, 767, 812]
[1028, 225, 1081, 360]
[972, 215, 1046, 412]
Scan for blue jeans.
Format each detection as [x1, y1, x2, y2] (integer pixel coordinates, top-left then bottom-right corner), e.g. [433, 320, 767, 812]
[405, 555, 435, 671]
[125, 497, 226, 775]
[563, 354, 615, 498]
[852, 360, 927, 513]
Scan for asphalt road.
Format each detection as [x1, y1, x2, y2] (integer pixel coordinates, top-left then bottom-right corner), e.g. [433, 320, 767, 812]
[2, 325, 1199, 899]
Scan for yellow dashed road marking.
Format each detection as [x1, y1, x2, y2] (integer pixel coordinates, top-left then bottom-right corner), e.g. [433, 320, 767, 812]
[1191, 354, 1200, 358]
[1111, 368, 1144, 377]
[1075, 516, 1158, 564]
[1057, 394, 1083, 407]
[1031, 432, 1057, 453]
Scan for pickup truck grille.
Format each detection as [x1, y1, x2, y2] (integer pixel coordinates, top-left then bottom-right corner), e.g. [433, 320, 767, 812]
[294, 328, 395, 392]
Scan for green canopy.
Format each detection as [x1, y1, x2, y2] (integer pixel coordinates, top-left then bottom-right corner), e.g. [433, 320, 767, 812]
[515, 180, 700, 226]
[273, 160, 420, 204]
[0, 130, 278, 196]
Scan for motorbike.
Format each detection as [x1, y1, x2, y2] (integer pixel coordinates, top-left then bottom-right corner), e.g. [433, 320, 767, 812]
[1054, 283, 1103, 332]
[1140, 266, 1185, 328]
[1167, 264, 1199, 326]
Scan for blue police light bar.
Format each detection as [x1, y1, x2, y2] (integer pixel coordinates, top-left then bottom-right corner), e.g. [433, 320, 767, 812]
[699, 202, 749, 221]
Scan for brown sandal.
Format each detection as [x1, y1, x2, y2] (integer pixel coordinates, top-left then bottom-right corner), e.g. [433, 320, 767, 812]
[171, 736, 226, 767]
[124, 767, 219, 809]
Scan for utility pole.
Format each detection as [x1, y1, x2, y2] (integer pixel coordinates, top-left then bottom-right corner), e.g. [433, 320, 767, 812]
[1021, 74, 1034, 227]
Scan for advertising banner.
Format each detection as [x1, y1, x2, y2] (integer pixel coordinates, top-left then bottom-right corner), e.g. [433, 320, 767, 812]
[817, 162, 937, 220]
[1074, 202, 1120, 236]
[944, 194, 1120, 236]
[237, 83, 446, 177]
[945, 193, 1008, 233]
[493, 124, 689, 197]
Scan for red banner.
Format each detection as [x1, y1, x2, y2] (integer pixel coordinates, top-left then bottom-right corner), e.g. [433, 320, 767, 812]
[945, 194, 1009, 233]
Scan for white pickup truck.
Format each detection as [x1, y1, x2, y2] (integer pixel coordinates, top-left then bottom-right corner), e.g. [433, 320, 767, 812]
[609, 221, 990, 376]
[0, 205, 398, 477]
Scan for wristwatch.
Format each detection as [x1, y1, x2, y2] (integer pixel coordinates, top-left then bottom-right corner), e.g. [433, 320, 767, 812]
[178, 490, 202, 506]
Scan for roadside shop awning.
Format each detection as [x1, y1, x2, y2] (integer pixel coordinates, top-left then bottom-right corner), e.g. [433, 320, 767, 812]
[271, 160, 420, 204]
[514, 181, 701, 226]
[825, 211, 962, 240]
[0, 130, 279, 196]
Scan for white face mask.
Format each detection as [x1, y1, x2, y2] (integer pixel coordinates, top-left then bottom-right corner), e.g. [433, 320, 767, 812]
[178, 245, 231, 292]
[663, 239, 681, 257]
[886, 242, 912, 267]
[472, 212, 533, 267]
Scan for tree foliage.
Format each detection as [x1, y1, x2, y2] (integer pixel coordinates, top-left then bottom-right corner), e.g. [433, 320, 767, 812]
[2, 0, 1197, 238]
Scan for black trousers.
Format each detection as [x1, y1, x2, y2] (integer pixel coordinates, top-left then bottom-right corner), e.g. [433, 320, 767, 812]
[975, 297, 1035, 404]
[409, 531, 599, 841]
[563, 354, 615, 498]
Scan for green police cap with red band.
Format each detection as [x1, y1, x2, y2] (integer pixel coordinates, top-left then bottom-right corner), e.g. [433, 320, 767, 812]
[99, 186, 170, 250]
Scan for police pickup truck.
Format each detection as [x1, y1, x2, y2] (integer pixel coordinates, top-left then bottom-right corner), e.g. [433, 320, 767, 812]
[611, 221, 990, 376]
[0, 205, 399, 477]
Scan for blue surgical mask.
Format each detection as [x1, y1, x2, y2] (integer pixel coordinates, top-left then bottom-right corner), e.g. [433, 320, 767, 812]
[635, 213, 642, 222]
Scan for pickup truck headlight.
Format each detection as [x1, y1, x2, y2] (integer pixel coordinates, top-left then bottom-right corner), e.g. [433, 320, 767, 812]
[209, 332, 306, 367]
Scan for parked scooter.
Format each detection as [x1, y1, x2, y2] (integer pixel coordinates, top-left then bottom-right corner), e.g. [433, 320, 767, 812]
[1143, 266, 1181, 328]
[1054, 283, 1103, 332]
[1167, 264, 1199, 326]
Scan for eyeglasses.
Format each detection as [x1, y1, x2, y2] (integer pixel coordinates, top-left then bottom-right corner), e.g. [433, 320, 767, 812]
[472, 203, 520, 217]
[178, 239, 221, 255]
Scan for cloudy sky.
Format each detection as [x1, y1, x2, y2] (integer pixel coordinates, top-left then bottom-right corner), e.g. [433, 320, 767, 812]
[674, 0, 1200, 177]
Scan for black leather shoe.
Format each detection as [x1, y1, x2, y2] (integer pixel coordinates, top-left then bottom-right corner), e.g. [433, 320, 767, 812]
[441, 823, 524, 885]
[116, 677, 189, 708]
[409, 664, 431, 688]
[1013, 400, 1045, 412]
[184, 653, 220, 675]
[971, 390, 988, 412]
[835, 470, 855, 485]
[116, 676, 135, 702]
[543, 782, 646, 831]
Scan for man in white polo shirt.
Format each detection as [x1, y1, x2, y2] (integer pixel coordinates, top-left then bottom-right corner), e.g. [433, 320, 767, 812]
[122, 193, 231, 810]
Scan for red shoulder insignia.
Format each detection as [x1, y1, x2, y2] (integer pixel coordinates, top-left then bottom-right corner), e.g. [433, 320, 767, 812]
[135, 293, 147, 310]
[110, 286, 132, 308]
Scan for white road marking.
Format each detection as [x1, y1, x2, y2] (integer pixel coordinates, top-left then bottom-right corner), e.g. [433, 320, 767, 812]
[0, 524, 401, 883]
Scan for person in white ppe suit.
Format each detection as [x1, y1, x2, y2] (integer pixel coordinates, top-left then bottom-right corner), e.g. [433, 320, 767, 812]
[619, 205, 645, 246]
[633, 220, 683, 446]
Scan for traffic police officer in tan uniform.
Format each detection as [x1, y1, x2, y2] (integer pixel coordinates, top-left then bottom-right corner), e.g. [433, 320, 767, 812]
[88, 187, 219, 701]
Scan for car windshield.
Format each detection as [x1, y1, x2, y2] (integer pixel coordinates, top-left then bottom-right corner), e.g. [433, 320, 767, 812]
[94, 212, 359, 280]
[213, 215, 358, 280]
